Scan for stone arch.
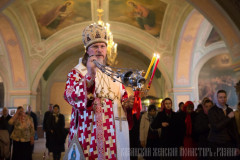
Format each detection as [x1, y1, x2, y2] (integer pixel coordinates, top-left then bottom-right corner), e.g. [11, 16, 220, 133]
[172, 10, 204, 110]
[174, 10, 204, 87]
[186, 0, 240, 61]
[0, 14, 28, 90]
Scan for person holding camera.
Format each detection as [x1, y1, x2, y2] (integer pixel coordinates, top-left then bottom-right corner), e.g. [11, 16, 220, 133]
[8, 106, 34, 160]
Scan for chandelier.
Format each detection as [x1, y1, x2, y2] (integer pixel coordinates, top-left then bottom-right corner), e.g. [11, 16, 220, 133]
[97, 2, 117, 66]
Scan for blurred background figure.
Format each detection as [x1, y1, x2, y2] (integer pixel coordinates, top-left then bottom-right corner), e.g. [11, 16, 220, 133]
[129, 112, 141, 160]
[175, 101, 186, 151]
[182, 101, 197, 160]
[195, 104, 203, 113]
[152, 97, 181, 159]
[0, 107, 13, 160]
[0, 107, 13, 133]
[208, 90, 240, 159]
[178, 102, 184, 112]
[26, 105, 38, 156]
[140, 104, 159, 160]
[26, 105, 38, 140]
[43, 104, 53, 155]
[234, 102, 240, 139]
[9, 106, 34, 160]
[194, 99, 213, 159]
[45, 104, 68, 160]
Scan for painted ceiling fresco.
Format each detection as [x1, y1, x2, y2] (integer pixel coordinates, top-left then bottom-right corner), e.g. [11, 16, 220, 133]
[31, 0, 167, 39]
[198, 54, 240, 108]
[31, 0, 91, 39]
[109, 0, 167, 37]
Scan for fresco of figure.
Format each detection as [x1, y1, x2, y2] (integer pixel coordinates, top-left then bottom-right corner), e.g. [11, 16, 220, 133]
[38, 0, 74, 30]
[127, 0, 156, 31]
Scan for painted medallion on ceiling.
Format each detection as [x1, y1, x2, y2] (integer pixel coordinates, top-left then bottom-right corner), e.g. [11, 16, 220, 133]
[109, 0, 167, 37]
[31, 0, 91, 39]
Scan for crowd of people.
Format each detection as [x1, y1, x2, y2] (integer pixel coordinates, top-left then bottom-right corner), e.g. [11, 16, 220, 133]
[0, 104, 68, 160]
[1, 89, 239, 160]
[129, 90, 240, 160]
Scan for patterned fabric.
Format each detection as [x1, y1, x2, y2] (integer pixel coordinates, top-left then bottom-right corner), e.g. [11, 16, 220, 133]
[64, 66, 130, 160]
[9, 115, 34, 142]
[82, 24, 107, 49]
[95, 98, 105, 160]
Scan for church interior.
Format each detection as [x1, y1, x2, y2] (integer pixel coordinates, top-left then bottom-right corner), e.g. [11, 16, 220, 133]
[0, 0, 240, 133]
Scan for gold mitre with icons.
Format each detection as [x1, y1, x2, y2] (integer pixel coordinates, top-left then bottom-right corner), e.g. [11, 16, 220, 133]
[82, 2, 118, 66]
[82, 22, 118, 66]
[82, 24, 108, 49]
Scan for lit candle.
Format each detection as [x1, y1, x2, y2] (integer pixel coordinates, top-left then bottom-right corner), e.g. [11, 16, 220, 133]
[147, 55, 160, 89]
[151, 57, 158, 73]
[144, 54, 156, 79]
[114, 43, 117, 53]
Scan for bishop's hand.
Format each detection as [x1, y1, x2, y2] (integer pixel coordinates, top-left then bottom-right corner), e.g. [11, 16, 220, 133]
[123, 95, 134, 109]
[87, 55, 97, 77]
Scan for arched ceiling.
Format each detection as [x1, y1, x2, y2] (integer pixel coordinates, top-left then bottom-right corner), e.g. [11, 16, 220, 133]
[2, 0, 191, 50]
[216, 0, 240, 30]
[1, 0, 239, 53]
[1, 0, 193, 93]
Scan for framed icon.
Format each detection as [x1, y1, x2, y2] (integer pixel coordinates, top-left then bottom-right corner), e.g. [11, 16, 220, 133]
[63, 134, 85, 160]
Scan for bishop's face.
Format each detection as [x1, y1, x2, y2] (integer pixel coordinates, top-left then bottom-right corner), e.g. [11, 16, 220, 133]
[87, 42, 107, 65]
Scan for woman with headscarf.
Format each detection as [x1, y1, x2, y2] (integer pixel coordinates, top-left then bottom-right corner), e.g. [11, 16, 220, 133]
[182, 101, 197, 160]
[46, 104, 68, 160]
[151, 97, 181, 159]
[8, 106, 34, 160]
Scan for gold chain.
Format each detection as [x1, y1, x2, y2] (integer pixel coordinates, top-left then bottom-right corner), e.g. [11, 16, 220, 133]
[95, 70, 119, 101]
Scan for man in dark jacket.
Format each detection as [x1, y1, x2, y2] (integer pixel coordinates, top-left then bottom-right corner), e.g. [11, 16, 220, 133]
[43, 104, 53, 131]
[45, 104, 67, 160]
[43, 104, 53, 154]
[26, 105, 38, 137]
[208, 90, 240, 158]
[0, 107, 13, 133]
[0, 107, 13, 160]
